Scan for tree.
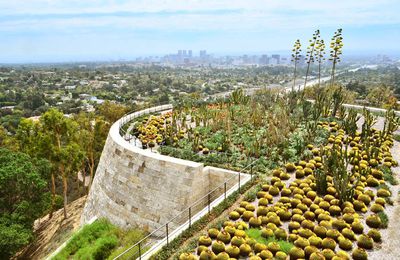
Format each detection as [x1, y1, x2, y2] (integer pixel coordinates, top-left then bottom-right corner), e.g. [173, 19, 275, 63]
[97, 101, 128, 124]
[0, 148, 50, 258]
[40, 109, 85, 219]
[74, 112, 109, 192]
[367, 86, 397, 108]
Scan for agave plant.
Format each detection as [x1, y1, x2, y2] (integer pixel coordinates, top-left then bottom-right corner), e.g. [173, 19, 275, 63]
[304, 30, 320, 90]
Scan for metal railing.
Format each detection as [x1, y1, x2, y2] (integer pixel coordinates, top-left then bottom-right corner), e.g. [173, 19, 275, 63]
[113, 158, 258, 260]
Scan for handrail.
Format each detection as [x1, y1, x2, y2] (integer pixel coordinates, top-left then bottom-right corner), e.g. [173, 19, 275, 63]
[113, 157, 259, 259]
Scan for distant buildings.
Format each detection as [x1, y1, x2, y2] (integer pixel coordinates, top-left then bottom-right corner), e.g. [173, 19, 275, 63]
[151, 50, 291, 67]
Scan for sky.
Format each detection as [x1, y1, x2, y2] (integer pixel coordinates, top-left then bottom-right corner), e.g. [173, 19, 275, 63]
[0, 0, 400, 63]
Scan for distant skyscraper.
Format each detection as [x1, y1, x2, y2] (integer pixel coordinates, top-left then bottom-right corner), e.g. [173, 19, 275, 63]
[271, 54, 280, 64]
[260, 55, 269, 65]
[183, 50, 187, 57]
[200, 50, 207, 58]
[188, 50, 193, 57]
[178, 50, 183, 57]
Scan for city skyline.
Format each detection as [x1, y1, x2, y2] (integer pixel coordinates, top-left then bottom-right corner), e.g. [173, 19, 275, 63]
[1, 0, 400, 63]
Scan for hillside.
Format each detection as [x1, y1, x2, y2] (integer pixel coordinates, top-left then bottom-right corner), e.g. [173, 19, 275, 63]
[15, 196, 87, 260]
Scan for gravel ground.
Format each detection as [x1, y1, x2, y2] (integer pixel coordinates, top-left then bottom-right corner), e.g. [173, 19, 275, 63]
[357, 116, 400, 260]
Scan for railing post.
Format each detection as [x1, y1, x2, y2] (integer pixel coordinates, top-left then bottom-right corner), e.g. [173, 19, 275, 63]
[250, 159, 253, 181]
[208, 193, 211, 214]
[189, 207, 192, 228]
[166, 223, 169, 246]
[224, 182, 227, 200]
[238, 171, 241, 193]
[138, 242, 141, 259]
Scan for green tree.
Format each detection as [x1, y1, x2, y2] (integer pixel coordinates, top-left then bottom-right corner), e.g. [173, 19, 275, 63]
[40, 109, 85, 219]
[75, 112, 109, 192]
[0, 148, 50, 258]
[97, 101, 128, 124]
[367, 86, 397, 108]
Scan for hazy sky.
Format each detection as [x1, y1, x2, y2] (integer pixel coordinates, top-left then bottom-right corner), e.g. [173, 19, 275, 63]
[1, 0, 399, 63]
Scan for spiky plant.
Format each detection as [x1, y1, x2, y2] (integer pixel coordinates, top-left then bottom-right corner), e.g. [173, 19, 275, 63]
[291, 39, 302, 92]
[382, 108, 400, 138]
[304, 30, 320, 89]
[341, 109, 360, 138]
[315, 39, 326, 88]
[329, 28, 343, 88]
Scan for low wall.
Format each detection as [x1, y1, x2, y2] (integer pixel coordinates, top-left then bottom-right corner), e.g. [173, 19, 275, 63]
[81, 105, 240, 231]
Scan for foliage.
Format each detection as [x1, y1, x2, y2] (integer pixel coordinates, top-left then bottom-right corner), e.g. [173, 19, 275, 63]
[97, 100, 129, 124]
[323, 145, 357, 204]
[0, 148, 50, 258]
[53, 219, 146, 260]
[377, 212, 389, 228]
[150, 180, 255, 260]
[380, 166, 398, 185]
[245, 228, 294, 254]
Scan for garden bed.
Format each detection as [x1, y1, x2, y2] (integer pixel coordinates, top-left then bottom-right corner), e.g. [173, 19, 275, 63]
[176, 117, 399, 260]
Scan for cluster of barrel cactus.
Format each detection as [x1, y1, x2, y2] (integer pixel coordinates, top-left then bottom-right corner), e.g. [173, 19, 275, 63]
[179, 119, 397, 260]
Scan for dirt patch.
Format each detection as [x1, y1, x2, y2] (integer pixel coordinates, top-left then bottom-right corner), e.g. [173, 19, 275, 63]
[14, 196, 87, 260]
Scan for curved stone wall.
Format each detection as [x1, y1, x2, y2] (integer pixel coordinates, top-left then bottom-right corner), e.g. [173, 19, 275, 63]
[81, 105, 239, 230]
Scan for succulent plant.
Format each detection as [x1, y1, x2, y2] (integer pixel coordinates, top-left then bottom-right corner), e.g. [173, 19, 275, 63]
[322, 237, 337, 250]
[217, 231, 231, 244]
[294, 237, 310, 248]
[304, 245, 319, 258]
[275, 251, 288, 260]
[367, 229, 382, 242]
[198, 235, 212, 246]
[377, 188, 391, 197]
[338, 237, 353, 251]
[239, 243, 252, 256]
[352, 247, 368, 260]
[212, 240, 226, 254]
[199, 249, 217, 260]
[242, 210, 255, 221]
[351, 221, 364, 234]
[341, 228, 356, 240]
[366, 214, 382, 228]
[253, 242, 267, 253]
[357, 234, 373, 249]
[229, 211, 240, 220]
[267, 241, 281, 254]
[216, 252, 230, 260]
[259, 249, 274, 259]
[321, 248, 336, 259]
[179, 253, 197, 260]
[274, 228, 288, 240]
[289, 246, 305, 259]
[225, 245, 240, 258]
[309, 252, 326, 260]
[314, 225, 327, 238]
[261, 228, 274, 238]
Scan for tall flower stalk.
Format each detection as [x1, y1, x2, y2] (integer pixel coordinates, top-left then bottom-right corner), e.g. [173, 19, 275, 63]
[315, 39, 326, 88]
[291, 39, 302, 92]
[304, 30, 320, 89]
[329, 28, 343, 88]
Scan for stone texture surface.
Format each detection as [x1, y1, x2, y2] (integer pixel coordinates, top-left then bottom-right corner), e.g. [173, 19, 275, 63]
[81, 105, 239, 231]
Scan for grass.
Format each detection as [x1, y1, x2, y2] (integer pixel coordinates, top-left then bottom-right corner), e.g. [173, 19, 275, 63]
[245, 228, 294, 254]
[52, 219, 147, 260]
[381, 166, 399, 185]
[377, 212, 389, 228]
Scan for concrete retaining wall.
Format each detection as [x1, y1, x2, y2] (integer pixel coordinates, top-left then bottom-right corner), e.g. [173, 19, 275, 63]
[81, 105, 240, 231]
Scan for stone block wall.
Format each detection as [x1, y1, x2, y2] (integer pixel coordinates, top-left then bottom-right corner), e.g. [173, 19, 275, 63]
[81, 105, 240, 231]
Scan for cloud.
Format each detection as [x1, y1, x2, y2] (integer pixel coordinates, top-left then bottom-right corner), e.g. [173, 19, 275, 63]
[0, 0, 399, 35]
[0, 0, 399, 62]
